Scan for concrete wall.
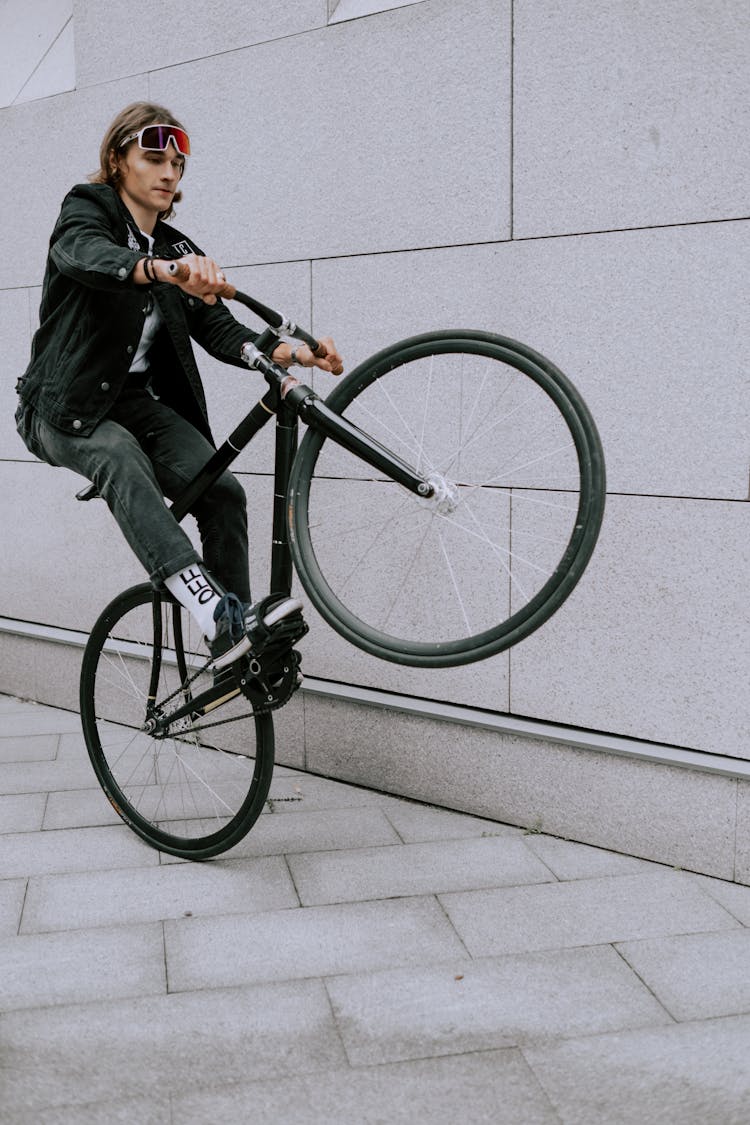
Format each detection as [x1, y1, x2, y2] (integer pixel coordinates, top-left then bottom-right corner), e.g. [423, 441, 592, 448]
[1, 1, 748, 875]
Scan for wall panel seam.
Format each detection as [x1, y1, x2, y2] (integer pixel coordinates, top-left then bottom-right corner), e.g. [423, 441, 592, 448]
[210, 215, 750, 272]
[5, 216, 748, 296]
[121, 26, 330, 91]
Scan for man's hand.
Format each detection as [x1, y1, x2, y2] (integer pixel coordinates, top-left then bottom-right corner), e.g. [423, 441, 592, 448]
[272, 337, 344, 376]
[157, 253, 227, 305]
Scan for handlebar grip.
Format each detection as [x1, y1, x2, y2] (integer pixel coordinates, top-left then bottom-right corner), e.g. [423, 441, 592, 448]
[166, 261, 190, 281]
[311, 341, 344, 376]
[165, 260, 236, 300]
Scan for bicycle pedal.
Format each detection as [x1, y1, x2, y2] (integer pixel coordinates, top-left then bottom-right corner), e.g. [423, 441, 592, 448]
[264, 597, 303, 628]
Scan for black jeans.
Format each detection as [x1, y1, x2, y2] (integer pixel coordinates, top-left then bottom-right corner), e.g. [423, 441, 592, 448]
[27, 387, 251, 602]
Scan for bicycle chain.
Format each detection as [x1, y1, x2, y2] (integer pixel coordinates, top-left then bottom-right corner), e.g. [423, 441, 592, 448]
[149, 646, 304, 740]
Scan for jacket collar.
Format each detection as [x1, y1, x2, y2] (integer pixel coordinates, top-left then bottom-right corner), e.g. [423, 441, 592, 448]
[103, 183, 193, 261]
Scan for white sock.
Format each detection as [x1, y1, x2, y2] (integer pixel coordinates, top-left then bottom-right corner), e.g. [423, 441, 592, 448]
[164, 564, 223, 640]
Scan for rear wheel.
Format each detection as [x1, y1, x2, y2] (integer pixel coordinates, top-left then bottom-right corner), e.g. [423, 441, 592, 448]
[80, 583, 275, 859]
[288, 330, 605, 667]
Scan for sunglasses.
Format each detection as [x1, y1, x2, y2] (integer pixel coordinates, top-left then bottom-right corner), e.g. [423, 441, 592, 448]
[119, 124, 191, 156]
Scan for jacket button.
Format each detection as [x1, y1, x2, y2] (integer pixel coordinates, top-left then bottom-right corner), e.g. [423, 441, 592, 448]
[126, 345, 134, 354]
[117, 267, 127, 279]
[101, 382, 110, 392]
[72, 420, 82, 430]
[188, 298, 196, 307]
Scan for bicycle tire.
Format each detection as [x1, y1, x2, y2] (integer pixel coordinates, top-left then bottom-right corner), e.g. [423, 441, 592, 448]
[80, 583, 275, 859]
[288, 330, 605, 667]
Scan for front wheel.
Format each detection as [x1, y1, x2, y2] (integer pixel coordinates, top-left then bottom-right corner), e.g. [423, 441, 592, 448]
[288, 330, 606, 667]
[80, 584, 275, 859]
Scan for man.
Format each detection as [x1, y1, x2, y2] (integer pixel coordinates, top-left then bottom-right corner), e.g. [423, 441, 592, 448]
[16, 102, 342, 667]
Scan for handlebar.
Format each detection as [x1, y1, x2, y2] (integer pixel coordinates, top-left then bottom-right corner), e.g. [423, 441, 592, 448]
[165, 261, 343, 375]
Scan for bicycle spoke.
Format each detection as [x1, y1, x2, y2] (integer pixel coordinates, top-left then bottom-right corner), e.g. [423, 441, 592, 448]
[378, 518, 436, 630]
[442, 386, 540, 474]
[489, 439, 577, 483]
[347, 393, 439, 477]
[436, 528, 473, 635]
[330, 500, 413, 598]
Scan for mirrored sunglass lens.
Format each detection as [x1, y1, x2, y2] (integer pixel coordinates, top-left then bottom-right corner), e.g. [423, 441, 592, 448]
[168, 128, 190, 155]
[141, 126, 190, 155]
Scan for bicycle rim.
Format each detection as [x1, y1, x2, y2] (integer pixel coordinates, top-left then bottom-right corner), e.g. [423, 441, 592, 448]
[288, 331, 605, 667]
[80, 584, 274, 859]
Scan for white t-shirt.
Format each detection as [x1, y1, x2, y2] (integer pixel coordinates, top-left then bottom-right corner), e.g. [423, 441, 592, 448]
[129, 232, 164, 375]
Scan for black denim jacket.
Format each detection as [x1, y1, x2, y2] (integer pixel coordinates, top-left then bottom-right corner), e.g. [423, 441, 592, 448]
[16, 183, 256, 444]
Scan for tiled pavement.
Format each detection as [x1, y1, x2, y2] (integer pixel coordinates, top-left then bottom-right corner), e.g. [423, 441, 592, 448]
[2, 693, 750, 1123]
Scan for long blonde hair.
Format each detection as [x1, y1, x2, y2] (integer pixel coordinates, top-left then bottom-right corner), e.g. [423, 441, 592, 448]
[90, 102, 187, 220]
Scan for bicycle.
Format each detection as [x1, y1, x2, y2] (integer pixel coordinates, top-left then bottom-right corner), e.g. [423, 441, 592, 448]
[79, 271, 606, 859]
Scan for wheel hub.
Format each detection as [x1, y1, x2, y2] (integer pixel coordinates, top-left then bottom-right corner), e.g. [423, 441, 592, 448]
[424, 473, 460, 515]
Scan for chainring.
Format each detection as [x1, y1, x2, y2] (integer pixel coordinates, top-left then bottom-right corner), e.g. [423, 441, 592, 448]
[234, 647, 304, 714]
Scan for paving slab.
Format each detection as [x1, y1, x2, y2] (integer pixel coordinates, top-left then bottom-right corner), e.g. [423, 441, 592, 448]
[287, 835, 554, 906]
[325, 945, 671, 1066]
[54, 731, 94, 761]
[440, 870, 741, 957]
[0, 824, 157, 878]
[616, 929, 750, 1022]
[694, 872, 750, 926]
[42, 787, 122, 830]
[163, 805, 403, 861]
[21, 855, 298, 933]
[0, 733, 59, 762]
[525, 833, 655, 880]
[5, 1095, 171, 1125]
[0, 793, 47, 834]
[0, 923, 165, 1012]
[42, 787, 404, 846]
[0, 757, 102, 796]
[170, 1050, 560, 1125]
[0, 878, 27, 937]
[0, 980, 346, 1115]
[523, 1013, 750, 1125]
[164, 896, 467, 993]
[0, 707, 81, 736]
[382, 800, 523, 843]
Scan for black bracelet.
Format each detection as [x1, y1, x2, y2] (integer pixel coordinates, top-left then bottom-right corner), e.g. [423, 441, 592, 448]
[143, 257, 156, 283]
